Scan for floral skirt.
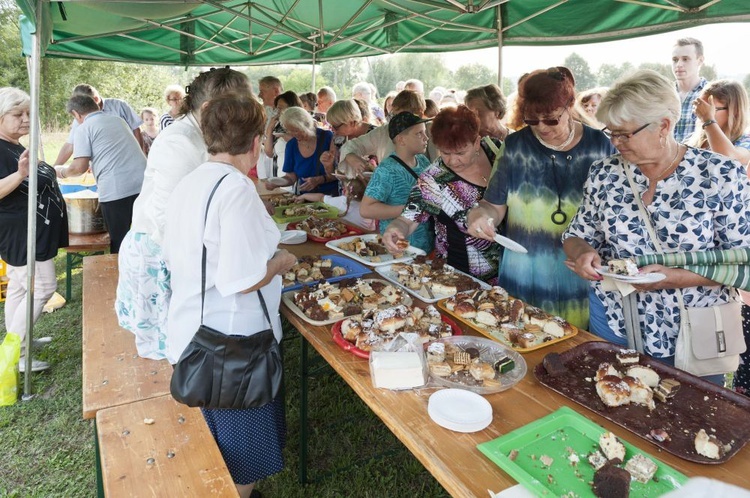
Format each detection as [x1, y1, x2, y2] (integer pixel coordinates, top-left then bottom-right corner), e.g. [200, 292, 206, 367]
[115, 231, 171, 360]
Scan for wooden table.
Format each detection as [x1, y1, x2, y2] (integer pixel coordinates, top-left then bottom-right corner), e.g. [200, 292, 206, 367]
[279, 241, 750, 496]
[66, 232, 110, 300]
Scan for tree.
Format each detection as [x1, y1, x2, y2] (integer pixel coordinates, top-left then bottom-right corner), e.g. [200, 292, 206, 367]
[367, 53, 450, 98]
[700, 64, 717, 82]
[280, 68, 327, 95]
[452, 63, 498, 92]
[563, 53, 596, 91]
[319, 58, 365, 98]
[596, 62, 634, 87]
[637, 62, 672, 80]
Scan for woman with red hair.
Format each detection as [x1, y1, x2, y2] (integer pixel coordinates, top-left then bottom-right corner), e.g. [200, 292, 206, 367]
[467, 67, 615, 329]
[383, 105, 502, 283]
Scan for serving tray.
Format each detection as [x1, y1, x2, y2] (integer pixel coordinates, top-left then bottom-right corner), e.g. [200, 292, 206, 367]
[281, 278, 412, 326]
[435, 298, 578, 353]
[375, 263, 490, 303]
[325, 234, 425, 267]
[332, 314, 462, 359]
[288, 220, 366, 243]
[534, 341, 750, 464]
[477, 406, 688, 497]
[272, 202, 339, 224]
[282, 254, 371, 293]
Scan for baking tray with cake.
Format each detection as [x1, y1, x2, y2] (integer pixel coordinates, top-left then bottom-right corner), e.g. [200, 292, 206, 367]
[325, 234, 426, 267]
[436, 287, 578, 353]
[477, 406, 688, 497]
[425, 336, 526, 395]
[281, 278, 413, 326]
[534, 341, 750, 464]
[272, 202, 339, 224]
[288, 217, 366, 243]
[265, 192, 296, 208]
[374, 258, 491, 303]
[331, 303, 462, 359]
[282, 255, 371, 292]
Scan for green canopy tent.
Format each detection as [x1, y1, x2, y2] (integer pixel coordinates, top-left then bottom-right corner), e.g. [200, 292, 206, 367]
[12, 0, 750, 397]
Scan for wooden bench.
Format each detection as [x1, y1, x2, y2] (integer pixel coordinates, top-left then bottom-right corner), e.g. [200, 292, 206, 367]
[82, 254, 172, 419]
[82, 253, 237, 496]
[96, 394, 238, 497]
[66, 232, 110, 301]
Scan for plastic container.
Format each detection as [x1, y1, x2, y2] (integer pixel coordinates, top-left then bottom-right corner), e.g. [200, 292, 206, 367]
[0, 259, 7, 302]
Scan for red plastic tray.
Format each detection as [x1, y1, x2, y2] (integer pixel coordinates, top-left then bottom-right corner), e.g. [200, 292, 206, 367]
[331, 314, 463, 359]
[288, 221, 366, 243]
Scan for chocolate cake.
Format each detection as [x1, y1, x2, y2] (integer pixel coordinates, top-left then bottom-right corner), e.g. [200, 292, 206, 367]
[592, 462, 631, 498]
[542, 352, 568, 376]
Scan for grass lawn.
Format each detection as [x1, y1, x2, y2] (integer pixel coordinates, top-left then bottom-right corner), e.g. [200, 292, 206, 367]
[0, 253, 452, 497]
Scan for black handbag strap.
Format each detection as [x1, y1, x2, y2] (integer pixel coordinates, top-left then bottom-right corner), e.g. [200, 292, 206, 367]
[391, 154, 420, 181]
[200, 173, 272, 328]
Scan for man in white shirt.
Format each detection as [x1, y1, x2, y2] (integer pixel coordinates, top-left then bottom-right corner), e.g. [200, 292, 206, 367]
[53, 84, 142, 165]
[256, 76, 283, 179]
[316, 86, 336, 114]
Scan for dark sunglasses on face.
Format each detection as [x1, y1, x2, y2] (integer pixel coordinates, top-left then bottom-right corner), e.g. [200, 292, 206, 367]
[524, 107, 568, 127]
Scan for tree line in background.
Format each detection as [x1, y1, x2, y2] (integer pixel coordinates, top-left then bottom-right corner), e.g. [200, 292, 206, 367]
[1, 2, 748, 130]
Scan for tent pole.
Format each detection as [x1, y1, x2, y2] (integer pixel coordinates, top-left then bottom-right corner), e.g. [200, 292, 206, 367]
[311, 47, 317, 92]
[496, 5, 503, 86]
[23, 0, 43, 399]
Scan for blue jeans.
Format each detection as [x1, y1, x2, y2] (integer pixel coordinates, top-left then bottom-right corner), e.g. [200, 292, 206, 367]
[587, 288, 726, 387]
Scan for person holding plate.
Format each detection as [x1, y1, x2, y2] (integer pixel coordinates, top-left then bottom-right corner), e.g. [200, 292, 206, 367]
[561, 70, 750, 383]
[467, 67, 614, 329]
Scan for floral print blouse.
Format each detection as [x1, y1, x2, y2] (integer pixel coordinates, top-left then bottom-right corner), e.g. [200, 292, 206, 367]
[563, 147, 750, 357]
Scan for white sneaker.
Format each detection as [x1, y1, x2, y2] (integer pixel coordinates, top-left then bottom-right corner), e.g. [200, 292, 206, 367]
[33, 336, 52, 346]
[19, 358, 50, 373]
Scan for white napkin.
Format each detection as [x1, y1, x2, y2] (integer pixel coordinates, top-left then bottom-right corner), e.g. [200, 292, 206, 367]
[600, 276, 636, 296]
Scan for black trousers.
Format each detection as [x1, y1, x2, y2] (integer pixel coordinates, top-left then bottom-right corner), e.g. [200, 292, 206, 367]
[99, 193, 138, 254]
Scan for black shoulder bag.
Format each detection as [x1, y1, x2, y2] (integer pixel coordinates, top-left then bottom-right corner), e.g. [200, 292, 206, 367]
[170, 174, 283, 409]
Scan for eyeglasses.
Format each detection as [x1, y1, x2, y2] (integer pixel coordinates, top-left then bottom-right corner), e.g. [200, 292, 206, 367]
[602, 123, 651, 143]
[524, 108, 568, 126]
[167, 97, 182, 102]
[715, 106, 728, 111]
[330, 122, 344, 131]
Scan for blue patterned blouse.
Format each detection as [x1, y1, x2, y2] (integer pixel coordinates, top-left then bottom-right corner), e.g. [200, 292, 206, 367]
[563, 147, 750, 357]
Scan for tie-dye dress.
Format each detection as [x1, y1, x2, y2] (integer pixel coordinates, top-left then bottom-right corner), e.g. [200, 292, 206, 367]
[483, 125, 615, 329]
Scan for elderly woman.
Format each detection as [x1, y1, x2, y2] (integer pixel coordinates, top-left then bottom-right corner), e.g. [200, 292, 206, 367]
[0, 87, 68, 373]
[467, 67, 615, 329]
[159, 84, 185, 130]
[262, 106, 338, 195]
[562, 70, 750, 384]
[575, 87, 607, 129]
[689, 79, 750, 164]
[326, 99, 376, 140]
[383, 105, 502, 283]
[163, 93, 295, 498]
[116, 67, 252, 360]
[464, 84, 509, 142]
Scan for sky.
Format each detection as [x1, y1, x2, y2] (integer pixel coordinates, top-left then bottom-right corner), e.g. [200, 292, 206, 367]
[441, 22, 748, 81]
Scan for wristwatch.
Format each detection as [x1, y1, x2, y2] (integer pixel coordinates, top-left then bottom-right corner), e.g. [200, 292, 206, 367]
[702, 119, 717, 129]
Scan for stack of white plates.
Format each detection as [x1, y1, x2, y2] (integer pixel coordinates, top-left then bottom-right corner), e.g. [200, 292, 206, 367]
[428, 389, 493, 433]
[279, 230, 307, 244]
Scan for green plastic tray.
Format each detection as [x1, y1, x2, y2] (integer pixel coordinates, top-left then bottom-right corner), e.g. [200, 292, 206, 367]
[477, 406, 688, 497]
[272, 202, 339, 224]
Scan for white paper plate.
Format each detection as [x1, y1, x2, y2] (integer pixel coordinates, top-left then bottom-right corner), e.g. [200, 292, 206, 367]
[596, 267, 666, 284]
[325, 234, 426, 267]
[279, 230, 307, 244]
[493, 234, 527, 254]
[428, 389, 493, 433]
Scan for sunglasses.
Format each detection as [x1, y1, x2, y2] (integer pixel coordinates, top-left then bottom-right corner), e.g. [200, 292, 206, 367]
[524, 107, 568, 127]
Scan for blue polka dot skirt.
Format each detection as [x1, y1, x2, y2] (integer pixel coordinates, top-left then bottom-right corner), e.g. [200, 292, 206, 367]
[201, 397, 286, 484]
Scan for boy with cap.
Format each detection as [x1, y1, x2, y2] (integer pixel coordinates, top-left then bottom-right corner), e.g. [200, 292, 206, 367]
[360, 112, 434, 253]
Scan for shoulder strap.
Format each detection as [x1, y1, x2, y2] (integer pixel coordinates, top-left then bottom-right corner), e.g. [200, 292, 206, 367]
[313, 128, 326, 176]
[390, 154, 420, 180]
[200, 173, 230, 324]
[483, 136, 505, 178]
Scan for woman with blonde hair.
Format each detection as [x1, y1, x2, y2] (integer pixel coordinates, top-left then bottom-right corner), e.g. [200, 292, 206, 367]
[326, 99, 375, 140]
[575, 88, 607, 129]
[688, 79, 750, 164]
[160, 84, 185, 130]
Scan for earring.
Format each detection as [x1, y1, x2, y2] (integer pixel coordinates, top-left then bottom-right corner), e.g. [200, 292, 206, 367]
[659, 135, 666, 149]
[474, 149, 480, 158]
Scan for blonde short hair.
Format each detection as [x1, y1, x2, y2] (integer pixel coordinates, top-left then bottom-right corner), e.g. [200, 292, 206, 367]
[597, 70, 680, 132]
[326, 100, 362, 127]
